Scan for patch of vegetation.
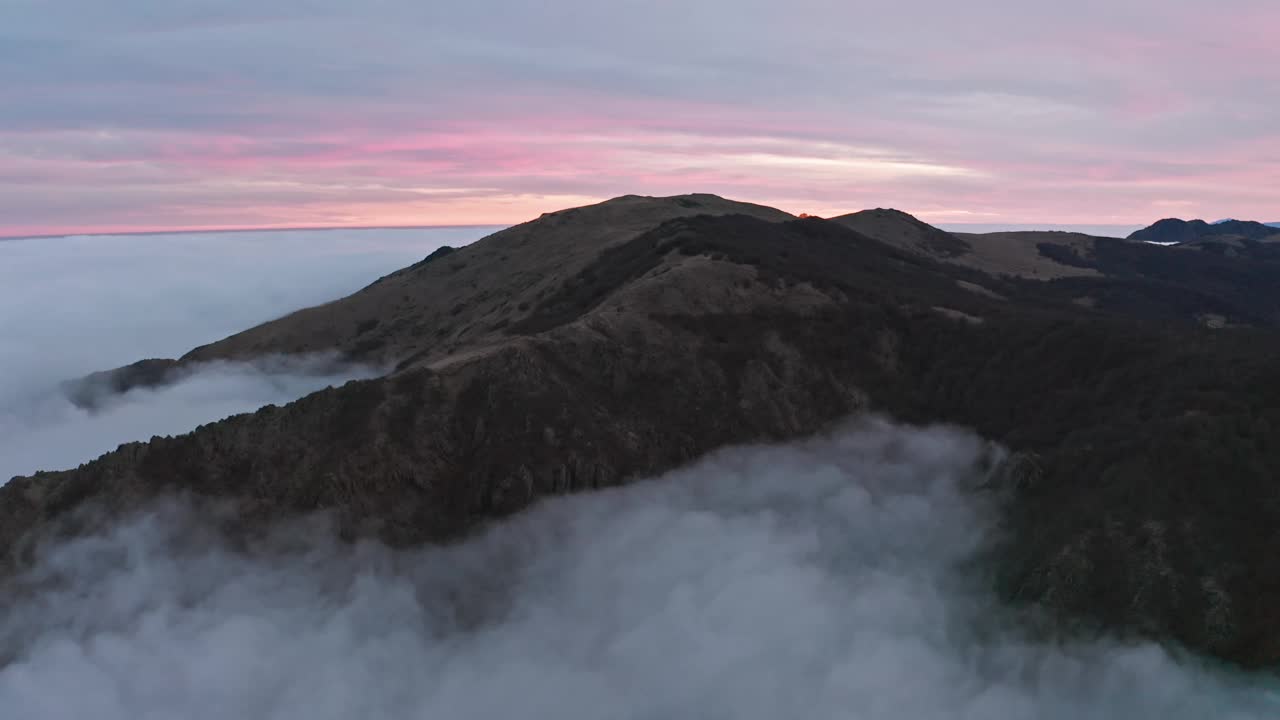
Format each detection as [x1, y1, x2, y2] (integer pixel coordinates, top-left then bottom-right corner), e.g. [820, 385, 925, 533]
[345, 336, 386, 360]
[386, 369, 434, 447]
[509, 214, 1011, 335]
[1036, 242, 1093, 269]
[1035, 238, 1280, 327]
[327, 378, 386, 450]
[921, 230, 971, 257]
[393, 347, 433, 372]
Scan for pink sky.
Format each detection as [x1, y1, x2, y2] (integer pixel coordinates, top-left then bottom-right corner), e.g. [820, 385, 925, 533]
[3, 0, 1277, 236]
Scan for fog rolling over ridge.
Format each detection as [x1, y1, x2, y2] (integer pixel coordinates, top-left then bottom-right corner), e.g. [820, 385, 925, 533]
[0, 355, 384, 483]
[2, 420, 1276, 719]
[0, 227, 492, 481]
[2, 228, 1280, 717]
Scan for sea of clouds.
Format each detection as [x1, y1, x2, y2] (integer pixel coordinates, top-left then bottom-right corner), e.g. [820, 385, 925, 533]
[0, 227, 495, 481]
[1, 227, 1278, 718]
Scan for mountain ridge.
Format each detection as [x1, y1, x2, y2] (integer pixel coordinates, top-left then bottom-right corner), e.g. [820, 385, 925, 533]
[10, 195, 1280, 668]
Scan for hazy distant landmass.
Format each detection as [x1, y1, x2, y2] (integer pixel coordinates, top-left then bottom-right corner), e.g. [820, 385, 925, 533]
[0, 224, 508, 243]
[6, 195, 1280, 678]
[5, 222, 1136, 243]
[1214, 219, 1280, 227]
[939, 222, 1146, 237]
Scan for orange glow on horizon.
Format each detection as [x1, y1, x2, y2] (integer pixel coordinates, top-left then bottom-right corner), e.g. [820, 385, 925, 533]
[2, 193, 1158, 240]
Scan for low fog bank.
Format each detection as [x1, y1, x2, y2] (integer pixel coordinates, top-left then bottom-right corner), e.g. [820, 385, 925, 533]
[0, 226, 495, 482]
[0, 354, 382, 482]
[2, 419, 1275, 719]
[938, 223, 1145, 237]
[0, 226, 493, 396]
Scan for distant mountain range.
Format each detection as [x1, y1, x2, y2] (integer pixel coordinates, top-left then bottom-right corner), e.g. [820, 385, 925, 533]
[1213, 219, 1280, 227]
[9, 196, 1280, 669]
[1128, 217, 1280, 245]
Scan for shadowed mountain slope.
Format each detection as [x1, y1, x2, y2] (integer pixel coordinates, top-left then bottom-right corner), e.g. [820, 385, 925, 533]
[10, 196, 1280, 668]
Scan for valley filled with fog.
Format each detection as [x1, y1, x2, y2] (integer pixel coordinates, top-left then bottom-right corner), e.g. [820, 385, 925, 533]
[1, 228, 1278, 718]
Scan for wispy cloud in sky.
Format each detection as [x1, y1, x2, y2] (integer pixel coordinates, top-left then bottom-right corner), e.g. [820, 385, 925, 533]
[3, 0, 1277, 234]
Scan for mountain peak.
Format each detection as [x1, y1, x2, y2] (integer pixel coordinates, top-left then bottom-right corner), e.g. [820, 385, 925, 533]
[830, 207, 970, 259]
[554, 193, 790, 216]
[176, 193, 791, 370]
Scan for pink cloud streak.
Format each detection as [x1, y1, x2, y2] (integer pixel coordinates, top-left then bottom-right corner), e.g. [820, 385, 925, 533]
[3, 0, 1278, 235]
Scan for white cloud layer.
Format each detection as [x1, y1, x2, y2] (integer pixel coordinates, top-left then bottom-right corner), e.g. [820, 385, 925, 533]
[1, 419, 1276, 718]
[0, 226, 492, 480]
[0, 355, 381, 482]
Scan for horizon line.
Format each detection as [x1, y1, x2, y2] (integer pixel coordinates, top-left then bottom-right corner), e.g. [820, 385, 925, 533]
[10, 217, 1263, 243]
[0, 223, 511, 243]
